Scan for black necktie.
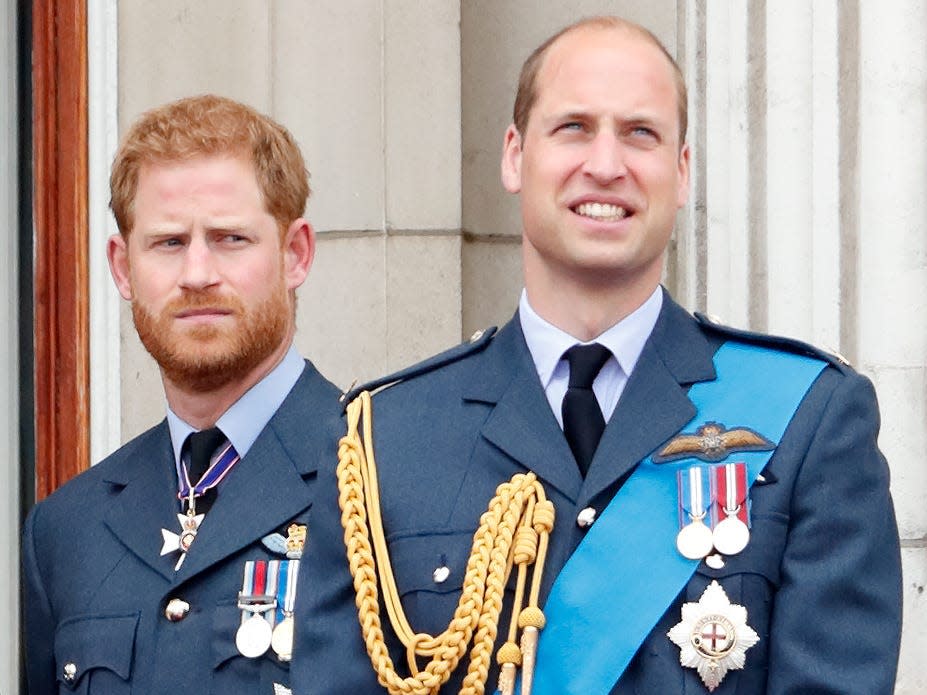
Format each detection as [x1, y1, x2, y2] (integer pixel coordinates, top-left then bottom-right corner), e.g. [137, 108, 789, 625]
[562, 343, 612, 476]
[184, 427, 226, 514]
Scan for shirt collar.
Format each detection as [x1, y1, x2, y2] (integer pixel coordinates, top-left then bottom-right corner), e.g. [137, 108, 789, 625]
[519, 286, 663, 388]
[166, 344, 305, 467]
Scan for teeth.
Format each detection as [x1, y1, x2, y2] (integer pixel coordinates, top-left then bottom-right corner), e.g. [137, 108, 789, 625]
[575, 202, 628, 221]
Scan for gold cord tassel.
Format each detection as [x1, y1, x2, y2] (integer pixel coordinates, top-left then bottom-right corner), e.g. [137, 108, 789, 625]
[338, 392, 555, 695]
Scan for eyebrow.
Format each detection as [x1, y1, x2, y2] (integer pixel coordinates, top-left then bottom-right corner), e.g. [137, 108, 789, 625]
[543, 108, 667, 127]
[203, 222, 250, 233]
[140, 224, 188, 237]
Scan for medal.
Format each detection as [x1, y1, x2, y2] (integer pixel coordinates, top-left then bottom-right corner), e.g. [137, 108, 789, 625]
[160, 491, 205, 570]
[676, 518, 714, 560]
[236, 560, 277, 658]
[711, 463, 750, 556]
[272, 559, 300, 661]
[668, 581, 759, 692]
[237, 613, 274, 657]
[676, 466, 714, 560]
[712, 516, 749, 556]
[160, 437, 241, 567]
[271, 617, 295, 661]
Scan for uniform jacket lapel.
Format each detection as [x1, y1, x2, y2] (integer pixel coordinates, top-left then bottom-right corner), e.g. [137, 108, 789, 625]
[102, 422, 181, 584]
[103, 363, 336, 587]
[581, 293, 718, 505]
[464, 318, 584, 502]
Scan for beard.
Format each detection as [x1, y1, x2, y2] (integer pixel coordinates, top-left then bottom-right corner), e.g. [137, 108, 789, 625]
[132, 285, 291, 393]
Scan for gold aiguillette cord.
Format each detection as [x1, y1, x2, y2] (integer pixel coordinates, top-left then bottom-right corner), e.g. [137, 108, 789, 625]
[338, 391, 554, 695]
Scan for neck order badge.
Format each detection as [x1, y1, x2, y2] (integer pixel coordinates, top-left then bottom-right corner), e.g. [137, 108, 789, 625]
[160, 429, 240, 569]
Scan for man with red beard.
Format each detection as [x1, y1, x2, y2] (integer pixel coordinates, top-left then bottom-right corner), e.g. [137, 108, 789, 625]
[22, 95, 340, 694]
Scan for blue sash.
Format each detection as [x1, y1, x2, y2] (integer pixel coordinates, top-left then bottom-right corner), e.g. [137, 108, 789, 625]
[530, 341, 826, 695]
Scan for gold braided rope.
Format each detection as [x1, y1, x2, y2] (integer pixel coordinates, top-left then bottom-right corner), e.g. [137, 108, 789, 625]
[338, 391, 555, 695]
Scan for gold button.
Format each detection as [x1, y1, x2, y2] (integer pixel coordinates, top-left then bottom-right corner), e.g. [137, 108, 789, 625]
[469, 329, 485, 343]
[164, 597, 190, 622]
[576, 507, 597, 528]
[432, 565, 451, 583]
[62, 662, 77, 683]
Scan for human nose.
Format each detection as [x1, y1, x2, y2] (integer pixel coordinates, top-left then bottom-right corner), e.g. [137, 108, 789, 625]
[582, 132, 628, 183]
[178, 237, 220, 289]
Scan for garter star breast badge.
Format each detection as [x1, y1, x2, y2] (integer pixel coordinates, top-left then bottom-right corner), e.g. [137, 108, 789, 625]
[668, 580, 759, 691]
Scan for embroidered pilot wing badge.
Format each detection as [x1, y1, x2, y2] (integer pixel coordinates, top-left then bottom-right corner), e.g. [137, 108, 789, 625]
[653, 422, 774, 463]
[668, 581, 759, 691]
[261, 523, 307, 559]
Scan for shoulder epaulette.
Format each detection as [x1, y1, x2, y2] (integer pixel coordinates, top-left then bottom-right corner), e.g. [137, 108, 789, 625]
[694, 312, 853, 371]
[340, 327, 498, 407]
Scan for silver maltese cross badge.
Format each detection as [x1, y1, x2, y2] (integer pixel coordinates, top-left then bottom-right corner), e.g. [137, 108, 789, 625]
[668, 580, 759, 691]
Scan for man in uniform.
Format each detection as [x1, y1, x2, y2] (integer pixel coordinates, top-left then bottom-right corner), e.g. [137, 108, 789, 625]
[298, 16, 902, 695]
[22, 95, 340, 694]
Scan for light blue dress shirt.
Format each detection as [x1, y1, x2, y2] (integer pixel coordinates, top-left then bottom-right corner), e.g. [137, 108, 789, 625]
[519, 286, 662, 428]
[166, 343, 305, 472]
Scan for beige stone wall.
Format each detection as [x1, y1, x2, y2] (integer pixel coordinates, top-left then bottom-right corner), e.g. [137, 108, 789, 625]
[112, 2, 925, 690]
[117, 0, 466, 436]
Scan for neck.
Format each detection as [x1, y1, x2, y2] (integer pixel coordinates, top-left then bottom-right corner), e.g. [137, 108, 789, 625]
[162, 335, 292, 429]
[524, 264, 661, 342]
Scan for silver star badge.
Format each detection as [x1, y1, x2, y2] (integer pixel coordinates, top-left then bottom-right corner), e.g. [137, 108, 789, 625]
[668, 580, 759, 691]
[160, 512, 205, 570]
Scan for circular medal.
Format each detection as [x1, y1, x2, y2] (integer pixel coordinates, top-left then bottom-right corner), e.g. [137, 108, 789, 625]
[690, 613, 737, 659]
[676, 519, 714, 560]
[713, 516, 750, 556]
[236, 614, 273, 658]
[271, 616, 295, 661]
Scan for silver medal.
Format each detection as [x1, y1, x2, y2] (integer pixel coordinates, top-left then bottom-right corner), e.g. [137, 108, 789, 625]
[676, 518, 714, 560]
[271, 615, 295, 661]
[236, 613, 273, 658]
[712, 515, 750, 555]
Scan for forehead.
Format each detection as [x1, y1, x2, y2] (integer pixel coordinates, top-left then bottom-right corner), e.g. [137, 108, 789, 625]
[532, 27, 679, 123]
[135, 155, 261, 205]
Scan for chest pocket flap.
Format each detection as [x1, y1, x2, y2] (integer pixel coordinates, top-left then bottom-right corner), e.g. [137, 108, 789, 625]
[54, 612, 138, 691]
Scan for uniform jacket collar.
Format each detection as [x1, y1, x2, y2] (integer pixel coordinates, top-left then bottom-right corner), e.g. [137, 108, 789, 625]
[101, 361, 338, 585]
[462, 291, 717, 506]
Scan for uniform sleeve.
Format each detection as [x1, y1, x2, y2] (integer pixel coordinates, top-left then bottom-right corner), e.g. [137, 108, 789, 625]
[22, 503, 58, 695]
[767, 370, 902, 694]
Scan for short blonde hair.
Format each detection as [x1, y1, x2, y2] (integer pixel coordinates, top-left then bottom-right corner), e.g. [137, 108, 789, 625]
[110, 94, 309, 235]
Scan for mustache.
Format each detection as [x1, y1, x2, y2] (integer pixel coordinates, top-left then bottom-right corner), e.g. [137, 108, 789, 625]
[164, 290, 242, 315]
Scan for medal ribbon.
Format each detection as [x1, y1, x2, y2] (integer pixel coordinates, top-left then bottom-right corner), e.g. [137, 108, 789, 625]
[265, 560, 280, 627]
[176, 440, 241, 502]
[714, 462, 749, 524]
[240, 560, 277, 624]
[530, 341, 827, 695]
[274, 560, 299, 623]
[677, 465, 711, 527]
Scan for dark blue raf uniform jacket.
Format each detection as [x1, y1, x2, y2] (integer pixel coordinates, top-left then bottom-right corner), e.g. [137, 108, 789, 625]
[22, 361, 341, 695]
[298, 293, 902, 694]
